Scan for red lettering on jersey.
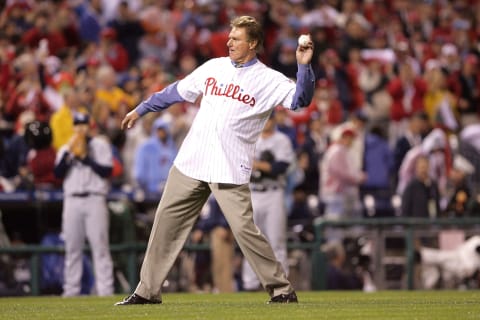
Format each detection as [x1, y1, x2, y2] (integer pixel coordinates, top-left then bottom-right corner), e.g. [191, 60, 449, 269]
[204, 77, 256, 107]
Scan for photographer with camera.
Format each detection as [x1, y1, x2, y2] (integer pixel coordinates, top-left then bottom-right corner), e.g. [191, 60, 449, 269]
[242, 113, 296, 291]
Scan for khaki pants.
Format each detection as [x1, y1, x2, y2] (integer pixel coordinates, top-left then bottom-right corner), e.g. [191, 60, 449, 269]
[135, 166, 293, 301]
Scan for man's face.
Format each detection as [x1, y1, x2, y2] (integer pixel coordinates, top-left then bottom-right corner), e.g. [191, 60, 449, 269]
[410, 117, 422, 133]
[343, 135, 354, 147]
[227, 27, 255, 64]
[415, 157, 430, 181]
[156, 127, 168, 141]
[74, 123, 89, 136]
[64, 90, 79, 108]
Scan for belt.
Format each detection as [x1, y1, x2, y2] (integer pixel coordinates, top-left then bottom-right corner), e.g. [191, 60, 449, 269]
[250, 185, 280, 193]
[70, 192, 104, 197]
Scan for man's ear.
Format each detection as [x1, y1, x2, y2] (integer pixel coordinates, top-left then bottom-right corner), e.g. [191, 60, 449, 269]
[249, 40, 257, 51]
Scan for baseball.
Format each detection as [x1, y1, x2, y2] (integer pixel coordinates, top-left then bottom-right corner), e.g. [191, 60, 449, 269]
[298, 34, 310, 47]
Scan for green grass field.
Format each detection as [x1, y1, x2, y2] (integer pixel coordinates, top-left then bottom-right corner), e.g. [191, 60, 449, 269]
[0, 291, 479, 320]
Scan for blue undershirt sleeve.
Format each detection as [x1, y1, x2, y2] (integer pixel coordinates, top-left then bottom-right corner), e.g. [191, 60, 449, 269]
[135, 82, 186, 116]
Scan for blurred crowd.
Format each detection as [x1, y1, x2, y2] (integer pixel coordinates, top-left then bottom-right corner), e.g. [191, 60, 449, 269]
[0, 0, 480, 225]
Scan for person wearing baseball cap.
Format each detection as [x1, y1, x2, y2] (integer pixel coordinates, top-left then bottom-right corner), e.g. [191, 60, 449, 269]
[72, 112, 90, 126]
[54, 111, 114, 297]
[320, 125, 367, 241]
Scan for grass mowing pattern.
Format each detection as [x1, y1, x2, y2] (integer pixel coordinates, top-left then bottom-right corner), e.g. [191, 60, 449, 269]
[0, 291, 479, 320]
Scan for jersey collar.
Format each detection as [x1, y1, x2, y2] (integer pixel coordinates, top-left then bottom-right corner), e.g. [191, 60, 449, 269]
[231, 58, 258, 68]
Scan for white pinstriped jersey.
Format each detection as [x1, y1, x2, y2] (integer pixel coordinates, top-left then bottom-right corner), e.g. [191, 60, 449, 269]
[175, 57, 297, 184]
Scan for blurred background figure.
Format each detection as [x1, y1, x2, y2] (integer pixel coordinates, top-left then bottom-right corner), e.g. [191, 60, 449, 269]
[360, 125, 394, 217]
[401, 155, 440, 218]
[133, 117, 176, 198]
[321, 241, 363, 291]
[50, 87, 88, 151]
[24, 121, 61, 190]
[423, 60, 458, 132]
[420, 235, 480, 290]
[243, 113, 295, 292]
[120, 112, 156, 187]
[451, 54, 480, 128]
[315, 49, 352, 118]
[95, 27, 129, 73]
[107, 1, 145, 68]
[93, 64, 135, 135]
[442, 155, 475, 218]
[289, 79, 343, 134]
[0, 119, 28, 192]
[387, 62, 427, 147]
[392, 111, 430, 183]
[397, 128, 449, 203]
[54, 113, 114, 297]
[320, 126, 367, 241]
[295, 115, 329, 207]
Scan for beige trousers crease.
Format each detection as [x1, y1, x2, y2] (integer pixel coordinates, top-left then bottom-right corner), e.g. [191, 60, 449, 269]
[135, 166, 293, 300]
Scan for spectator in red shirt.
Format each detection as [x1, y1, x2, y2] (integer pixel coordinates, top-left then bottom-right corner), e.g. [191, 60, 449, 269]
[430, 8, 454, 44]
[24, 121, 61, 189]
[387, 62, 427, 144]
[345, 47, 365, 112]
[0, 32, 15, 96]
[96, 27, 129, 73]
[21, 10, 67, 56]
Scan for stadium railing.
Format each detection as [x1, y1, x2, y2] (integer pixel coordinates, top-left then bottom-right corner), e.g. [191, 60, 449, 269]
[312, 217, 480, 290]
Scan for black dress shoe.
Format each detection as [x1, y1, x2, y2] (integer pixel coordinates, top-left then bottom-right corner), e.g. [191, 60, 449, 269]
[114, 293, 162, 306]
[267, 291, 298, 304]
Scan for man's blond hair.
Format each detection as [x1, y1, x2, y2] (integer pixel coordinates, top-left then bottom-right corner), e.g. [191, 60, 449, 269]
[230, 16, 264, 52]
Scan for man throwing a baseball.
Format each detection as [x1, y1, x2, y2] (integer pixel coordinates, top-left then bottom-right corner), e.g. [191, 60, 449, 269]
[116, 15, 314, 305]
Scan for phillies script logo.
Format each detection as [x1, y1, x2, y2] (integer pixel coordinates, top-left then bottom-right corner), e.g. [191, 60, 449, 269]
[204, 77, 256, 107]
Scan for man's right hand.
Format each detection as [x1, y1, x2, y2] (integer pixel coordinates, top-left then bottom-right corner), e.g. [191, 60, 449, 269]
[121, 110, 140, 130]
